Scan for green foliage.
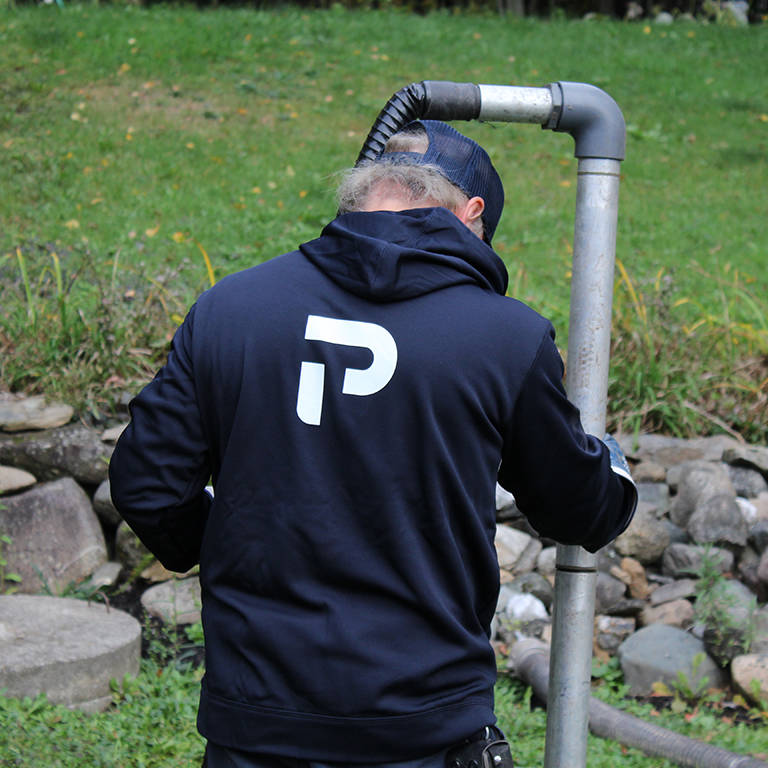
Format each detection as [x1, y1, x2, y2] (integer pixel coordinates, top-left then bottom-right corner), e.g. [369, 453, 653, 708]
[0, 7, 766, 438]
[670, 652, 710, 705]
[0, 660, 206, 766]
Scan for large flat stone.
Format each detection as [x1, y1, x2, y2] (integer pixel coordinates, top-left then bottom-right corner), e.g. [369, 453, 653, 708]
[0, 595, 140, 712]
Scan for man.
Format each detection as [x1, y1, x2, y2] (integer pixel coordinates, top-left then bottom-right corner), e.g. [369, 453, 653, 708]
[110, 119, 636, 768]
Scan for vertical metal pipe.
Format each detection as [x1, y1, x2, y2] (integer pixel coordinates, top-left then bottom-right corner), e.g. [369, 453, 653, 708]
[544, 157, 622, 768]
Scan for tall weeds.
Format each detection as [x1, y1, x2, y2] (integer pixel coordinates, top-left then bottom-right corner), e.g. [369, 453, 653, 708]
[608, 262, 768, 442]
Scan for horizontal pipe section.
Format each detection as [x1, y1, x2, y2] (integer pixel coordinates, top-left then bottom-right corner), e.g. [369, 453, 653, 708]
[478, 84, 554, 124]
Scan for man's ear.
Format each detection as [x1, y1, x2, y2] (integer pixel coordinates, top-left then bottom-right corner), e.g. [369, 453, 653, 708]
[457, 196, 485, 228]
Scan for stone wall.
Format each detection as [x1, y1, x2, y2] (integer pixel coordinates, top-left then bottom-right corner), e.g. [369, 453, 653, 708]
[2, 393, 767, 707]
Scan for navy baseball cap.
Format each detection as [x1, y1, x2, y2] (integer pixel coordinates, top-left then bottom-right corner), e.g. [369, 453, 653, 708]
[376, 119, 505, 243]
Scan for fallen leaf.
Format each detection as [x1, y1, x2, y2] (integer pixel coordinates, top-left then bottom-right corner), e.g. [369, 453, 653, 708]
[64, 219, 80, 229]
[145, 225, 159, 237]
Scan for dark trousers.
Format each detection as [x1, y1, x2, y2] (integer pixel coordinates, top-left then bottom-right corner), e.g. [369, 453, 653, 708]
[202, 743, 450, 768]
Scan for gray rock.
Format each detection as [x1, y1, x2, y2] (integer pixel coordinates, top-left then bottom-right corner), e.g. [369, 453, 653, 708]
[535, 546, 557, 579]
[661, 543, 734, 579]
[650, 578, 698, 606]
[670, 461, 735, 528]
[757, 549, 768, 595]
[614, 502, 670, 564]
[0, 394, 73, 432]
[0, 465, 36, 495]
[752, 607, 768, 653]
[0, 595, 140, 712]
[84, 561, 123, 589]
[140, 577, 202, 625]
[662, 520, 689, 545]
[495, 525, 540, 575]
[754, 492, 768, 522]
[749, 521, 768, 554]
[639, 598, 694, 629]
[93, 479, 122, 527]
[632, 461, 666, 484]
[688, 494, 748, 548]
[737, 546, 762, 595]
[595, 572, 627, 614]
[655, 10, 674, 23]
[101, 424, 128, 443]
[0, 478, 107, 593]
[618, 434, 740, 469]
[595, 615, 636, 652]
[728, 466, 768, 498]
[115, 521, 153, 574]
[724, 444, 768, 479]
[699, 579, 757, 665]
[731, 654, 768, 706]
[0, 425, 113, 485]
[617, 624, 727, 696]
[636, 482, 670, 513]
[508, 572, 554, 610]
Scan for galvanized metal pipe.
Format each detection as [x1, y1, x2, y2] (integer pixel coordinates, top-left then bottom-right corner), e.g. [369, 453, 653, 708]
[544, 157, 623, 768]
[478, 84, 554, 124]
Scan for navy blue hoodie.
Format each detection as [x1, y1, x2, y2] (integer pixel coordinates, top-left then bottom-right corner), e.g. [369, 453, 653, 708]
[109, 207, 634, 761]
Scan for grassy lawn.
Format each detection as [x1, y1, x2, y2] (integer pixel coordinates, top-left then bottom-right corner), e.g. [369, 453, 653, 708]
[2, 659, 767, 767]
[1, 5, 766, 437]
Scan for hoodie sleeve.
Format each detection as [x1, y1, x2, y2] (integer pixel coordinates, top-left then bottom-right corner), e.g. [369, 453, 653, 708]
[497, 325, 635, 553]
[109, 305, 211, 572]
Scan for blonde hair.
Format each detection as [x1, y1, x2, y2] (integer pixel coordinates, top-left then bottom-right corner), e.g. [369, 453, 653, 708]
[336, 126, 484, 239]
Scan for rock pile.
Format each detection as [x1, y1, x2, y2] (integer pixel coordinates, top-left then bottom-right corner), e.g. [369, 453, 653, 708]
[2, 392, 767, 710]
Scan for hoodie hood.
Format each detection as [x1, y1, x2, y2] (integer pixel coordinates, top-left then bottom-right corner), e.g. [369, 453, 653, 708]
[299, 207, 508, 302]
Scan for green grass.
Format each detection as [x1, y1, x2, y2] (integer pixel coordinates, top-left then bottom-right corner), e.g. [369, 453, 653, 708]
[2, 662, 766, 768]
[0, 5, 766, 435]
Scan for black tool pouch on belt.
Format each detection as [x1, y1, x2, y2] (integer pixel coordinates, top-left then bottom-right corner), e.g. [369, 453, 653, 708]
[445, 728, 514, 768]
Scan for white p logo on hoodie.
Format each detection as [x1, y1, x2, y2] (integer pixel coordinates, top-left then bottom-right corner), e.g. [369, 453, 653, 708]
[296, 315, 398, 426]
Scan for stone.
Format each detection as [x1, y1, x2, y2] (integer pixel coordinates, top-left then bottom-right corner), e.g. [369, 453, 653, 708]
[595, 572, 627, 614]
[495, 525, 540, 575]
[720, 0, 750, 26]
[617, 624, 727, 696]
[752, 607, 768, 653]
[141, 560, 198, 583]
[669, 461, 735, 528]
[0, 424, 113, 485]
[0, 595, 140, 712]
[736, 497, 758, 525]
[0, 465, 36, 495]
[731, 654, 768, 706]
[620, 557, 651, 600]
[632, 461, 666, 484]
[728, 466, 768, 498]
[636, 482, 670, 513]
[508, 572, 554, 610]
[655, 10, 674, 23]
[649, 578, 698, 606]
[83, 561, 123, 589]
[618, 434, 740, 470]
[93, 479, 122, 527]
[495, 483, 518, 517]
[0, 394, 73, 432]
[101, 424, 128, 443]
[535, 546, 557, 579]
[614, 502, 670, 564]
[753, 492, 768, 523]
[724, 444, 768, 479]
[595, 615, 636, 652]
[687, 494, 748, 548]
[699, 579, 757, 665]
[662, 543, 734, 579]
[749, 521, 768, 554]
[140, 577, 202, 625]
[639, 599, 694, 629]
[757, 549, 768, 594]
[115, 521, 154, 573]
[0, 478, 107, 594]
